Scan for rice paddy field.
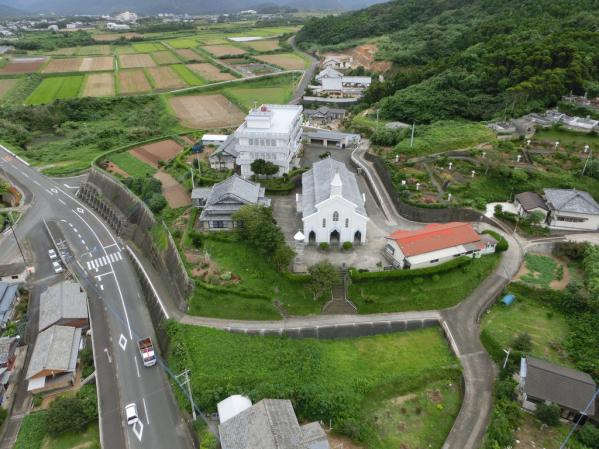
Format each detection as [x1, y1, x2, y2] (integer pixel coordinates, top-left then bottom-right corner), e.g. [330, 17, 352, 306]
[25, 75, 84, 104]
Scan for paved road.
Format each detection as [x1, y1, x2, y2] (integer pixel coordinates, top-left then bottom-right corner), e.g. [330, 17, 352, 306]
[289, 35, 318, 105]
[0, 146, 192, 449]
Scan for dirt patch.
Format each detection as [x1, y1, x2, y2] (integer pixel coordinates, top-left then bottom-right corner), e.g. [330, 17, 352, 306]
[329, 43, 392, 73]
[427, 389, 443, 404]
[82, 73, 115, 97]
[105, 161, 129, 177]
[168, 94, 245, 129]
[119, 53, 156, 69]
[129, 139, 183, 167]
[390, 393, 417, 406]
[202, 44, 247, 57]
[118, 69, 151, 94]
[327, 433, 364, 449]
[0, 78, 18, 97]
[0, 58, 46, 74]
[153, 171, 191, 208]
[255, 53, 305, 70]
[176, 49, 203, 62]
[147, 66, 186, 89]
[42, 57, 82, 73]
[79, 56, 114, 71]
[187, 63, 234, 81]
[152, 50, 179, 65]
[94, 33, 142, 42]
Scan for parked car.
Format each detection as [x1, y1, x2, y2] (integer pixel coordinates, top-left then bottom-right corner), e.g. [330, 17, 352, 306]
[52, 261, 64, 274]
[125, 403, 139, 425]
[48, 249, 58, 261]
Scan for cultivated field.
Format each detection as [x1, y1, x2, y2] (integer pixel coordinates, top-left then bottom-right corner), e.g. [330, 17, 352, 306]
[202, 44, 247, 57]
[49, 47, 77, 56]
[166, 38, 199, 49]
[80, 56, 114, 72]
[119, 53, 156, 69]
[187, 63, 235, 81]
[175, 49, 203, 62]
[129, 139, 184, 167]
[118, 70, 151, 94]
[244, 39, 280, 52]
[0, 58, 46, 74]
[170, 65, 203, 86]
[42, 57, 83, 73]
[82, 73, 115, 97]
[151, 51, 180, 65]
[25, 75, 83, 105]
[168, 94, 245, 129]
[77, 45, 111, 55]
[133, 42, 165, 52]
[94, 33, 142, 42]
[147, 66, 187, 90]
[0, 79, 18, 97]
[153, 171, 191, 208]
[255, 53, 306, 70]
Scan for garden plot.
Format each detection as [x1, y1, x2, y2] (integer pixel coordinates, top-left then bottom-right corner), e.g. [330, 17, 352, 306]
[187, 63, 234, 81]
[133, 42, 165, 52]
[153, 171, 191, 208]
[147, 66, 187, 89]
[79, 56, 114, 72]
[0, 79, 18, 97]
[77, 45, 111, 55]
[175, 49, 203, 62]
[255, 53, 306, 70]
[168, 94, 245, 129]
[118, 69, 151, 94]
[25, 75, 83, 105]
[0, 57, 46, 74]
[201, 44, 247, 57]
[119, 53, 156, 69]
[129, 139, 184, 168]
[42, 57, 83, 73]
[82, 73, 115, 97]
[244, 39, 280, 52]
[151, 51, 180, 65]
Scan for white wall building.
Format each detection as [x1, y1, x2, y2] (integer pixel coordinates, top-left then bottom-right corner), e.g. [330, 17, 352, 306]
[298, 158, 368, 246]
[315, 68, 371, 96]
[228, 104, 303, 178]
[544, 188, 599, 231]
[106, 22, 130, 31]
[114, 11, 138, 23]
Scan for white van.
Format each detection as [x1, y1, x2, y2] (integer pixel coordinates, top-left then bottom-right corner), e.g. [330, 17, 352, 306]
[125, 403, 139, 425]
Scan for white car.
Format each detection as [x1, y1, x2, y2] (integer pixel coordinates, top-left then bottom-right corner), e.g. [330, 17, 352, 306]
[125, 403, 139, 426]
[48, 249, 58, 261]
[52, 261, 64, 274]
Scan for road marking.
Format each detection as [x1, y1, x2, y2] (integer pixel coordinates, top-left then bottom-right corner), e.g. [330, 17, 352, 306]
[81, 239, 85, 244]
[87, 261, 92, 270]
[58, 198, 66, 205]
[100, 284, 104, 291]
[132, 420, 143, 441]
[142, 398, 150, 425]
[68, 223, 73, 227]
[134, 356, 141, 378]
[73, 228, 78, 232]
[103, 256, 109, 265]
[104, 348, 112, 364]
[126, 246, 170, 319]
[45, 189, 53, 195]
[33, 180, 41, 186]
[118, 334, 127, 351]
[63, 183, 78, 189]
[104, 243, 119, 250]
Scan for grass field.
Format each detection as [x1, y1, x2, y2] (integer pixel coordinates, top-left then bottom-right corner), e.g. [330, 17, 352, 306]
[151, 50, 180, 65]
[45, 423, 100, 449]
[108, 151, 157, 177]
[133, 42, 165, 52]
[166, 38, 200, 49]
[13, 412, 47, 449]
[25, 76, 83, 105]
[481, 287, 571, 365]
[350, 255, 500, 313]
[254, 52, 308, 70]
[167, 325, 461, 448]
[0, 78, 18, 97]
[170, 64, 204, 86]
[224, 85, 294, 110]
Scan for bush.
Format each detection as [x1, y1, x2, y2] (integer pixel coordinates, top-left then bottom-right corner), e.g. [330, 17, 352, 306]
[482, 230, 508, 252]
[577, 424, 599, 449]
[46, 397, 89, 436]
[32, 394, 43, 408]
[511, 332, 532, 352]
[189, 231, 202, 248]
[342, 241, 353, 250]
[535, 402, 561, 426]
[350, 256, 472, 281]
[319, 242, 330, 251]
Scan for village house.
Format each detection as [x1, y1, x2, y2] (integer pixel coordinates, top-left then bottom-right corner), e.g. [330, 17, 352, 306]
[0, 336, 18, 404]
[313, 68, 371, 97]
[0, 282, 19, 330]
[38, 281, 89, 332]
[544, 188, 599, 231]
[209, 104, 303, 178]
[321, 54, 353, 70]
[514, 191, 549, 220]
[192, 175, 270, 230]
[383, 222, 497, 269]
[218, 397, 330, 449]
[303, 106, 346, 125]
[298, 158, 369, 246]
[519, 356, 597, 423]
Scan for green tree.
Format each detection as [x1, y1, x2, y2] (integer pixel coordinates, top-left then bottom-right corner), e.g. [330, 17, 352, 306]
[511, 332, 532, 352]
[577, 424, 599, 449]
[308, 261, 338, 301]
[250, 159, 279, 177]
[45, 396, 89, 436]
[272, 244, 295, 272]
[534, 402, 561, 426]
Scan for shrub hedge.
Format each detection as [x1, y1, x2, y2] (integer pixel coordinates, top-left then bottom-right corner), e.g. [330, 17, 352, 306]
[350, 256, 472, 281]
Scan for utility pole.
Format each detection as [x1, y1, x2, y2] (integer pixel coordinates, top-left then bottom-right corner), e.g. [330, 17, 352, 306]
[582, 148, 592, 176]
[410, 122, 415, 148]
[176, 369, 196, 421]
[559, 388, 599, 449]
[7, 211, 26, 265]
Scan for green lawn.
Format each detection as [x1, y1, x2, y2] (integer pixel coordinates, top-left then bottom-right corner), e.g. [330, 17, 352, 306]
[350, 254, 500, 313]
[520, 254, 562, 288]
[188, 237, 319, 318]
[45, 423, 100, 449]
[481, 288, 571, 365]
[14, 412, 47, 449]
[167, 324, 461, 449]
[170, 64, 204, 86]
[107, 151, 157, 177]
[132, 42, 165, 52]
[224, 86, 294, 110]
[25, 76, 84, 105]
[166, 38, 200, 49]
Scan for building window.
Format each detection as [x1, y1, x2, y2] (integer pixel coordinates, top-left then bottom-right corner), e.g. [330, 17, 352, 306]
[385, 244, 395, 255]
[322, 218, 326, 228]
[345, 218, 349, 228]
[556, 215, 587, 223]
[333, 211, 339, 222]
[430, 259, 439, 263]
[211, 221, 226, 229]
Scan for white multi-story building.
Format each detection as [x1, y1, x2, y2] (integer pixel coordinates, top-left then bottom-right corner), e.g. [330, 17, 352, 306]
[115, 11, 138, 23]
[212, 104, 303, 178]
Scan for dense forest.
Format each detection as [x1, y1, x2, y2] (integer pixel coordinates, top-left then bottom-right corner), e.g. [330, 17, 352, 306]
[297, 0, 599, 122]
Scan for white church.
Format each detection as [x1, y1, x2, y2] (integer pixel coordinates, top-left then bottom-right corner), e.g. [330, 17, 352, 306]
[298, 158, 369, 246]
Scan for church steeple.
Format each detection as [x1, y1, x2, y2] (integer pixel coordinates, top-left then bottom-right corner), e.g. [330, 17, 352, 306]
[330, 170, 342, 197]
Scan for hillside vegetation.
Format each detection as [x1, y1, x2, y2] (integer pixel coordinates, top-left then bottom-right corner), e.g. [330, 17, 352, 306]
[298, 0, 599, 122]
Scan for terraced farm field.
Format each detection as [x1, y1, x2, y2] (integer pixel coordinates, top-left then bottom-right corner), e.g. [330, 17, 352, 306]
[170, 64, 203, 86]
[133, 42, 165, 52]
[168, 94, 245, 128]
[175, 49, 203, 62]
[77, 45, 111, 55]
[42, 57, 83, 73]
[202, 44, 246, 57]
[147, 66, 186, 89]
[152, 51, 180, 65]
[94, 33, 142, 42]
[255, 53, 307, 70]
[244, 39, 280, 52]
[80, 56, 114, 71]
[82, 73, 115, 97]
[25, 75, 84, 104]
[119, 53, 156, 68]
[118, 70, 152, 94]
[0, 57, 46, 74]
[129, 139, 184, 167]
[187, 63, 235, 81]
[167, 38, 200, 49]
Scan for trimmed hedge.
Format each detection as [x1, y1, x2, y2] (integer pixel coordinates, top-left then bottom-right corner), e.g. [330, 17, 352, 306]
[195, 280, 270, 300]
[350, 256, 472, 281]
[482, 229, 508, 252]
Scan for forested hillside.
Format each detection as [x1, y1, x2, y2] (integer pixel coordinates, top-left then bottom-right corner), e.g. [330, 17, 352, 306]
[297, 0, 599, 122]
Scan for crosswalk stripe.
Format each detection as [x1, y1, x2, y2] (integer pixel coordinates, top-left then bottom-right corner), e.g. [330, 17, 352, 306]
[87, 261, 92, 270]
[91, 260, 97, 269]
[117, 252, 123, 261]
[110, 253, 117, 262]
[103, 256, 108, 265]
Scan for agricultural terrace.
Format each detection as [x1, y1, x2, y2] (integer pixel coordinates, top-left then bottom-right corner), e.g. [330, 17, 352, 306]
[242, 39, 281, 52]
[168, 94, 245, 129]
[147, 66, 187, 90]
[174, 49, 204, 62]
[254, 52, 309, 70]
[201, 44, 247, 57]
[118, 70, 152, 94]
[167, 325, 461, 449]
[187, 63, 235, 82]
[82, 73, 115, 97]
[0, 57, 46, 74]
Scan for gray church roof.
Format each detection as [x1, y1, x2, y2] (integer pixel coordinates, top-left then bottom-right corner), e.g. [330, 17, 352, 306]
[26, 325, 82, 379]
[301, 158, 366, 216]
[544, 188, 599, 215]
[39, 281, 88, 332]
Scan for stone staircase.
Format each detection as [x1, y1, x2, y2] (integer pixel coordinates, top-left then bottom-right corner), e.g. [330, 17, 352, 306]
[322, 270, 357, 315]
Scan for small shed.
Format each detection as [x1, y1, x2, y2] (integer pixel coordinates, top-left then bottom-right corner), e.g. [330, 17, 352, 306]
[501, 294, 515, 306]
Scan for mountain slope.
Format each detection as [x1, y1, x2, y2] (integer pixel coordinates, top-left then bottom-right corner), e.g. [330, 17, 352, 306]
[298, 0, 599, 122]
[0, 4, 27, 16]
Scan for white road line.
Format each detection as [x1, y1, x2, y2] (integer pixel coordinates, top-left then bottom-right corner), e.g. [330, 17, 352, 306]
[73, 228, 78, 232]
[134, 356, 141, 378]
[97, 258, 104, 267]
[142, 397, 150, 425]
[87, 261, 92, 270]
[58, 198, 66, 205]
[91, 260, 97, 269]
[77, 234, 82, 238]
[117, 252, 123, 261]
[68, 223, 73, 228]
[95, 271, 114, 279]
[102, 256, 108, 265]
[104, 243, 119, 250]
[81, 239, 85, 244]
[33, 180, 41, 186]
[100, 284, 104, 291]
[110, 253, 118, 262]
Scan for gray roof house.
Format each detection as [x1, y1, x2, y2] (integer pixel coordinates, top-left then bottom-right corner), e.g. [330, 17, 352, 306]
[303, 106, 346, 124]
[0, 282, 19, 329]
[39, 281, 88, 332]
[194, 175, 270, 231]
[26, 325, 82, 392]
[514, 191, 549, 219]
[543, 188, 599, 231]
[209, 134, 239, 171]
[519, 357, 596, 420]
[219, 399, 330, 449]
[0, 262, 27, 284]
